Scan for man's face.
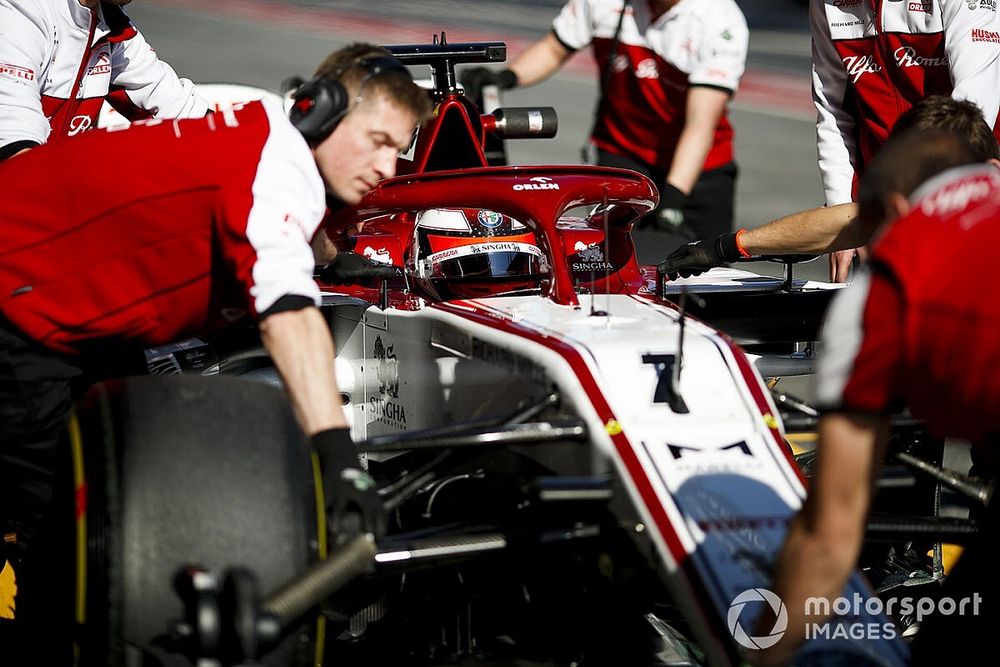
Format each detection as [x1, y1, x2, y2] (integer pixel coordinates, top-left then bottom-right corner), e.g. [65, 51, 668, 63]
[314, 94, 418, 205]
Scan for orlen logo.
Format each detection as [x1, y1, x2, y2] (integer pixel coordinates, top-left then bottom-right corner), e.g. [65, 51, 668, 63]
[513, 176, 560, 191]
[0, 63, 35, 81]
[67, 115, 93, 136]
[842, 54, 881, 83]
[87, 53, 111, 76]
[908, 1, 933, 11]
[894, 46, 949, 67]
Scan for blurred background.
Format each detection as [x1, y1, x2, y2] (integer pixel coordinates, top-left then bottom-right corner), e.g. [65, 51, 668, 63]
[129, 0, 826, 278]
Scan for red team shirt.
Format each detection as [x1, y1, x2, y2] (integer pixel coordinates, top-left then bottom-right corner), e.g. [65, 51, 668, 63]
[811, 0, 1000, 204]
[817, 165, 1000, 442]
[551, 0, 749, 172]
[0, 100, 326, 355]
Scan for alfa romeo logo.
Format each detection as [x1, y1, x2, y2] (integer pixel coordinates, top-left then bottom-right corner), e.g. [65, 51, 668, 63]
[477, 210, 504, 229]
[727, 588, 788, 650]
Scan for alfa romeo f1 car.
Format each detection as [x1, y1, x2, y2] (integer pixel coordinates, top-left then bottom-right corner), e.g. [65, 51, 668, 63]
[65, 39, 970, 667]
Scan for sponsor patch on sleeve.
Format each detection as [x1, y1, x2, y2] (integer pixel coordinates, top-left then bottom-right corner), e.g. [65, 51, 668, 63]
[0, 63, 36, 85]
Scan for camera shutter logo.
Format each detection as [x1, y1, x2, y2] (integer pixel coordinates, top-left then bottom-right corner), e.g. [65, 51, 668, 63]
[728, 588, 788, 650]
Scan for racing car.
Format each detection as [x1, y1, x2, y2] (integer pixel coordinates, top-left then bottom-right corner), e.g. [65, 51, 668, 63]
[63, 38, 970, 667]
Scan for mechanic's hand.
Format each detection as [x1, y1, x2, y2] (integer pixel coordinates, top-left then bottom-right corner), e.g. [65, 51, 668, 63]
[657, 232, 742, 279]
[459, 67, 518, 105]
[311, 428, 386, 540]
[318, 251, 399, 285]
[639, 183, 696, 239]
[827, 246, 867, 283]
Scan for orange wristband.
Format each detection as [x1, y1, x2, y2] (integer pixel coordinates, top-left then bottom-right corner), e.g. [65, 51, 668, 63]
[734, 228, 752, 259]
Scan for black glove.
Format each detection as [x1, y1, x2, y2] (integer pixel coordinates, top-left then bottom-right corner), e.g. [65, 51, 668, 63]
[657, 231, 742, 279]
[640, 183, 695, 237]
[317, 251, 399, 285]
[459, 67, 518, 105]
[311, 428, 386, 540]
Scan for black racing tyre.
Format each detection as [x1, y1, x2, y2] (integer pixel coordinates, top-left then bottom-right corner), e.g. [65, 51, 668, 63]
[71, 375, 323, 666]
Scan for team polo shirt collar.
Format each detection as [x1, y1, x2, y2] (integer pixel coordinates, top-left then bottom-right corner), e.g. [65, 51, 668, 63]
[95, 2, 138, 45]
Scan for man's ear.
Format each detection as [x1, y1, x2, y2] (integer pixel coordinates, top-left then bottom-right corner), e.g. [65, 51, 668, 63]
[884, 192, 910, 224]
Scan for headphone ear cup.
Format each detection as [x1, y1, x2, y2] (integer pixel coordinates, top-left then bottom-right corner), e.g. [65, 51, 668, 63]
[289, 77, 349, 144]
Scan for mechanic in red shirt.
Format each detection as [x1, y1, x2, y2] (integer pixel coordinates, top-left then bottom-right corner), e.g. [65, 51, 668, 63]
[753, 131, 999, 666]
[811, 0, 1000, 279]
[0, 0, 209, 161]
[0, 43, 431, 662]
[461, 0, 749, 248]
[658, 96, 1000, 279]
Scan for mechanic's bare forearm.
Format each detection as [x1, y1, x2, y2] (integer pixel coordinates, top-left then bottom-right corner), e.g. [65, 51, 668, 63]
[260, 306, 347, 436]
[755, 413, 886, 666]
[508, 33, 572, 87]
[666, 87, 729, 194]
[742, 203, 860, 255]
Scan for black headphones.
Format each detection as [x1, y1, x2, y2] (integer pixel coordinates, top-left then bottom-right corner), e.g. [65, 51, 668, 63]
[289, 55, 411, 145]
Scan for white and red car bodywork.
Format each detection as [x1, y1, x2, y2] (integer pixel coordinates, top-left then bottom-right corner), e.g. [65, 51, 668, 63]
[313, 165, 907, 665]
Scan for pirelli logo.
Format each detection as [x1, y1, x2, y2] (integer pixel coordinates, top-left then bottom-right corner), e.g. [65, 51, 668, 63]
[972, 28, 1000, 43]
[0, 63, 35, 81]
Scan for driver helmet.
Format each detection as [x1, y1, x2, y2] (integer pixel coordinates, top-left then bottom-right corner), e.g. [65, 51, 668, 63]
[409, 208, 548, 299]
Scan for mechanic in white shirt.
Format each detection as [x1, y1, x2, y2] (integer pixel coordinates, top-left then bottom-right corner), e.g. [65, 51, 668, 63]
[811, 0, 1000, 279]
[0, 0, 208, 161]
[461, 0, 749, 250]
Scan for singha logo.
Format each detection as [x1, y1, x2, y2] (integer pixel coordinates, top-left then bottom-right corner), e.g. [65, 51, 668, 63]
[575, 241, 605, 262]
[373, 335, 399, 398]
[572, 241, 614, 272]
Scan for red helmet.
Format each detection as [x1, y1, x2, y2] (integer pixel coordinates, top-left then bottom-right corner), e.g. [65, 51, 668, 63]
[409, 208, 549, 299]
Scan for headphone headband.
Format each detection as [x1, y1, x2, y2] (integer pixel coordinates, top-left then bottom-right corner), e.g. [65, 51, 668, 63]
[290, 54, 411, 145]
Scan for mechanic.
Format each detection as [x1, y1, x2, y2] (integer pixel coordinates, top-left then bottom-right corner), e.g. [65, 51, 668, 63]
[461, 0, 748, 249]
[0, 42, 431, 664]
[813, 0, 1000, 280]
[658, 96, 1000, 279]
[0, 0, 208, 161]
[749, 130, 998, 666]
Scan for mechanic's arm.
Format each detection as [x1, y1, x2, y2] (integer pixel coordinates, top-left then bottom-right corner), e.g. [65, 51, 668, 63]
[504, 0, 589, 88]
[752, 412, 888, 667]
[261, 304, 384, 537]
[810, 0, 865, 280]
[665, 86, 730, 195]
[657, 203, 861, 279]
[507, 32, 574, 87]
[742, 203, 861, 255]
[259, 305, 346, 436]
[810, 0, 857, 206]
[0, 1, 50, 160]
[106, 27, 209, 120]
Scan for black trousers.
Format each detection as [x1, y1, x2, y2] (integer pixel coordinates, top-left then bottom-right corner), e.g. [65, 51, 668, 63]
[597, 149, 737, 255]
[0, 318, 84, 664]
[0, 318, 145, 664]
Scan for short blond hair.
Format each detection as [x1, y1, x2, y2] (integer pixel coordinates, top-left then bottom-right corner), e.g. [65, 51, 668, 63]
[314, 43, 432, 122]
